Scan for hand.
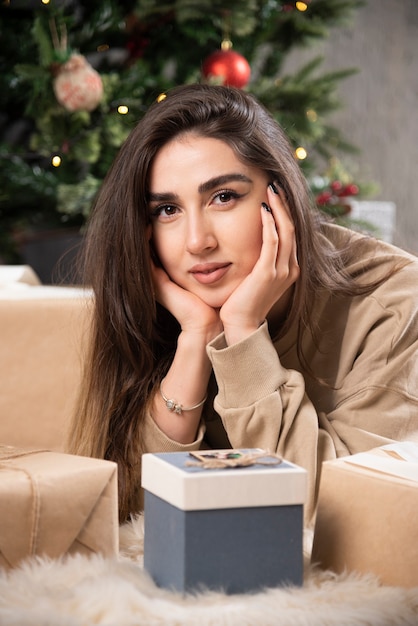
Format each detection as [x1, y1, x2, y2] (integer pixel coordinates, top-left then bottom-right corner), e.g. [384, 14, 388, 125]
[151, 262, 218, 444]
[219, 183, 299, 345]
[151, 262, 223, 343]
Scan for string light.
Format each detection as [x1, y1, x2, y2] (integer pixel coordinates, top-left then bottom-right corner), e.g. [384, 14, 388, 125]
[295, 147, 307, 160]
[41, 0, 51, 5]
[51, 155, 61, 167]
[296, 1, 308, 11]
[156, 93, 167, 103]
[117, 105, 129, 114]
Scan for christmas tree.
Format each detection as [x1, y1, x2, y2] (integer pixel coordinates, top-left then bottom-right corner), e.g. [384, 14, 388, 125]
[0, 0, 365, 265]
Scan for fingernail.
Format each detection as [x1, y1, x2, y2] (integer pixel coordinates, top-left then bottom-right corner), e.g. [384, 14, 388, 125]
[268, 182, 279, 194]
[262, 202, 272, 213]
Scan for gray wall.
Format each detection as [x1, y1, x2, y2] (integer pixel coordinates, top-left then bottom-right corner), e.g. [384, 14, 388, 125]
[283, 0, 418, 254]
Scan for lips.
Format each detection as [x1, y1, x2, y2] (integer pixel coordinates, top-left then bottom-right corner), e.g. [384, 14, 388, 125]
[189, 262, 231, 285]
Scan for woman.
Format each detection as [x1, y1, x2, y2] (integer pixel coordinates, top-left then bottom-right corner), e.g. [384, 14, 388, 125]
[68, 83, 418, 524]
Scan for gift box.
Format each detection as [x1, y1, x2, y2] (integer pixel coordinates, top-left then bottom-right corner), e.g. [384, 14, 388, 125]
[142, 449, 307, 594]
[311, 442, 418, 588]
[0, 286, 92, 452]
[0, 446, 119, 569]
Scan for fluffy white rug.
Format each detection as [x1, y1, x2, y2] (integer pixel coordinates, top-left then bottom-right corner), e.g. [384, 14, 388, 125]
[0, 515, 417, 626]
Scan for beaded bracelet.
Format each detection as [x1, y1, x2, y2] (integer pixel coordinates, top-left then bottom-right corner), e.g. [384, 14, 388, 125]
[159, 380, 207, 415]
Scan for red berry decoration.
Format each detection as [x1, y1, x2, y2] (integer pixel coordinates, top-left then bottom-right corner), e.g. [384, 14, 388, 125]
[202, 49, 251, 89]
[316, 191, 333, 205]
[330, 180, 343, 193]
[339, 183, 359, 197]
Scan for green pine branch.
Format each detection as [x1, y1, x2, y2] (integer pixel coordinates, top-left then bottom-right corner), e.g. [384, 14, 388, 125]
[0, 0, 369, 263]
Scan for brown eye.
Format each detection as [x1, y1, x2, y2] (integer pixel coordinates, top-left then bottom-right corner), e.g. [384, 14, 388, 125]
[150, 204, 178, 219]
[213, 190, 241, 205]
[163, 205, 177, 216]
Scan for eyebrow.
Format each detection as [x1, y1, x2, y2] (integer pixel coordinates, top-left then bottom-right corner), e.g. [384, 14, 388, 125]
[148, 173, 253, 203]
[198, 173, 253, 193]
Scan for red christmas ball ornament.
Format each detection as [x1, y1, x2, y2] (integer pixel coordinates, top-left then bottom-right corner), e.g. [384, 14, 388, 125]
[202, 48, 251, 89]
[53, 54, 103, 112]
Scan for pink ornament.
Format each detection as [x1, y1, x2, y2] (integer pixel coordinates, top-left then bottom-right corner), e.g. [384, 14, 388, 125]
[53, 54, 103, 112]
[202, 49, 251, 89]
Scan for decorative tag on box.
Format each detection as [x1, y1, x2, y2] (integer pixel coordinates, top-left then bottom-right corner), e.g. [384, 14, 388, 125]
[142, 449, 307, 594]
[312, 442, 418, 587]
[0, 446, 119, 569]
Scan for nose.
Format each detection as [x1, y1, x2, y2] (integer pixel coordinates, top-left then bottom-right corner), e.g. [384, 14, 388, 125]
[185, 213, 218, 255]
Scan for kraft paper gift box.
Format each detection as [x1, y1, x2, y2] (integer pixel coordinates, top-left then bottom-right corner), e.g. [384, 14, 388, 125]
[311, 442, 418, 588]
[0, 285, 92, 451]
[142, 449, 307, 594]
[0, 446, 119, 569]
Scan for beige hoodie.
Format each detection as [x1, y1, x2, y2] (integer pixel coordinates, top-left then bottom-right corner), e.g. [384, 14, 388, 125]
[142, 224, 418, 524]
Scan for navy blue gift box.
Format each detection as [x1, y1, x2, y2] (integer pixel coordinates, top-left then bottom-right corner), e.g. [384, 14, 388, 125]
[142, 449, 307, 594]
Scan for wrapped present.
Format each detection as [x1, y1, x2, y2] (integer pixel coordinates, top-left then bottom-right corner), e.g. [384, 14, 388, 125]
[311, 442, 418, 587]
[142, 449, 307, 594]
[0, 286, 92, 451]
[0, 446, 118, 569]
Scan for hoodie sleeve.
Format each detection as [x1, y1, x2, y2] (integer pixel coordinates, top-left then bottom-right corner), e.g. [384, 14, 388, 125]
[206, 322, 335, 524]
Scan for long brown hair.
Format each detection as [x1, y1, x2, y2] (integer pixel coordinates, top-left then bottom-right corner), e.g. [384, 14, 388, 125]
[67, 84, 398, 521]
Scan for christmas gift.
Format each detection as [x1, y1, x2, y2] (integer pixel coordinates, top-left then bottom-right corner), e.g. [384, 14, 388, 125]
[0, 446, 118, 569]
[142, 449, 307, 594]
[0, 286, 92, 451]
[311, 442, 418, 587]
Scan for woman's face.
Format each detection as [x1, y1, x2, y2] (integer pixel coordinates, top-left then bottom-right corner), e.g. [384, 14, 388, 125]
[148, 134, 269, 309]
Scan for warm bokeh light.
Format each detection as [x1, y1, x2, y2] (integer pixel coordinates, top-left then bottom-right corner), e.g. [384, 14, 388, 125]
[296, 2, 308, 11]
[51, 155, 61, 167]
[221, 39, 233, 51]
[157, 93, 167, 103]
[117, 105, 129, 114]
[295, 146, 308, 160]
[306, 109, 318, 122]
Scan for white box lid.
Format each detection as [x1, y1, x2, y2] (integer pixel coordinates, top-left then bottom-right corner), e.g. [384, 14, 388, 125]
[142, 449, 307, 511]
